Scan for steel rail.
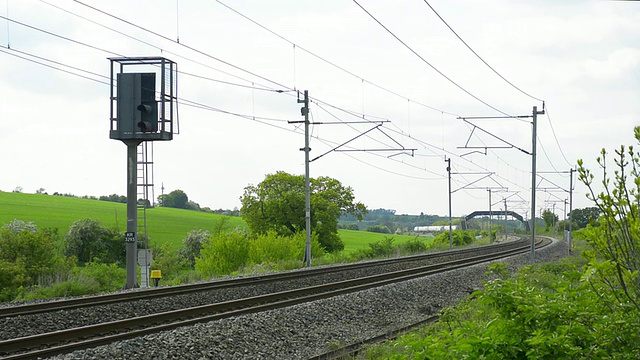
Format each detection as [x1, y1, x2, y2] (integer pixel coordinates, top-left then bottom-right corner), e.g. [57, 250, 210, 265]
[0, 238, 527, 319]
[309, 316, 440, 360]
[0, 238, 548, 359]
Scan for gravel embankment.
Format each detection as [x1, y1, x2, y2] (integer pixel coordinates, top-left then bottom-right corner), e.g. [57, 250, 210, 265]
[0, 243, 513, 340]
[46, 238, 567, 360]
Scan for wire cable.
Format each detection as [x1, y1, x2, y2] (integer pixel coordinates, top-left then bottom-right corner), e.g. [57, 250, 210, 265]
[544, 105, 573, 167]
[352, 0, 513, 118]
[72, 0, 293, 92]
[420, 0, 544, 103]
[214, 0, 458, 117]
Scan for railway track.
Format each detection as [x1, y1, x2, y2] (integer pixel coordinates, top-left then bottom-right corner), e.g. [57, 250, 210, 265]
[0, 237, 527, 320]
[0, 237, 548, 359]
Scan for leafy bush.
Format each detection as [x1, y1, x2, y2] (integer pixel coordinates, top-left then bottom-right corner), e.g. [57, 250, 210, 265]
[180, 229, 210, 267]
[15, 262, 126, 301]
[64, 219, 124, 263]
[365, 225, 391, 234]
[151, 243, 189, 280]
[248, 231, 322, 266]
[195, 231, 325, 278]
[347, 223, 360, 230]
[398, 237, 428, 253]
[432, 229, 473, 247]
[0, 221, 67, 301]
[363, 261, 640, 359]
[195, 232, 250, 278]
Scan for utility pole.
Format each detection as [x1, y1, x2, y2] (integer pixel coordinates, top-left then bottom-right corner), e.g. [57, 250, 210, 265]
[504, 199, 507, 241]
[568, 167, 575, 254]
[530, 105, 544, 263]
[563, 199, 567, 236]
[298, 90, 312, 268]
[552, 202, 556, 232]
[488, 189, 493, 243]
[445, 157, 452, 250]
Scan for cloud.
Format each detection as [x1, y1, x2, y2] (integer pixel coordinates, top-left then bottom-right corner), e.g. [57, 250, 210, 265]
[584, 48, 640, 81]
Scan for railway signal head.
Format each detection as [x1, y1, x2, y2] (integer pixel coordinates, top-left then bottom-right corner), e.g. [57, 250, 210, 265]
[136, 101, 157, 132]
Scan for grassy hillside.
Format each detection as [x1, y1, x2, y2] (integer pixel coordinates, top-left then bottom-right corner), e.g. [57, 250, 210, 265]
[338, 229, 431, 253]
[0, 191, 245, 250]
[0, 191, 428, 253]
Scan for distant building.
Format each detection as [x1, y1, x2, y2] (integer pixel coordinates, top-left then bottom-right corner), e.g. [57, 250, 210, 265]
[413, 225, 457, 232]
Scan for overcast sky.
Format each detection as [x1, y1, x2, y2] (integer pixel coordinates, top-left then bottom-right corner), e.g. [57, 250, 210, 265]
[0, 0, 638, 219]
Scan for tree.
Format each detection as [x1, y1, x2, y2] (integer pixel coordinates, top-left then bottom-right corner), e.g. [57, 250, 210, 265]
[64, 219, 124, 263]
[240, 171, 367, 252]
[541, 209, 558, 231]
[568, 207, 601, 229]
[158, 189, 189, 209]
[578, 126, 640, 312]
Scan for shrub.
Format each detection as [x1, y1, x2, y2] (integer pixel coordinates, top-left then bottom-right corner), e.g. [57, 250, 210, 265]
[363, 261, 640, 359]
[248, 231, 323, 267]
[195, 232, 250, 278]
[180, 229, 210, 267]
[432, 230, 473, 247]
[365, 225, 391, 234]
[398, 237, 428, 254]
[151, 244, 189, 279]
[64, 219, 124, 264]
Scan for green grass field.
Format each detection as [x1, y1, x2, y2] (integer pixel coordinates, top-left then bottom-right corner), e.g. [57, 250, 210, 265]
[0, 191, 245, 250]
[0, 191, 423, 254]
[338, 229, 432, 253]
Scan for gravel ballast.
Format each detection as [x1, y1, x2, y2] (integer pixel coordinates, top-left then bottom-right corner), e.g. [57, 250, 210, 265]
[46, 238, 567, 360]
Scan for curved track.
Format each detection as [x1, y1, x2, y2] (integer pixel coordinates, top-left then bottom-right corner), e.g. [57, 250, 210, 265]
[0, 238, 528, 319]
[0, 237, 549, 360]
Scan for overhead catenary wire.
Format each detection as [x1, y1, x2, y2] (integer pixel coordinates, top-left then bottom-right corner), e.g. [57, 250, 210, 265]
[72, 0, 294, 93]
[352, 0, 514, 118]
[420, 0, 544, 103]
[213, 0, 459, 118]
[2, 2, 559, 213]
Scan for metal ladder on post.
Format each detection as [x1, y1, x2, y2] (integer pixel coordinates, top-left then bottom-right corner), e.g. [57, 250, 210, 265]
[136, 141, 154, 287]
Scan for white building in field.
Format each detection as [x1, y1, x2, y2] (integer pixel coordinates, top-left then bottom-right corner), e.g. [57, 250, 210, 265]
[413, 225, 457, 233]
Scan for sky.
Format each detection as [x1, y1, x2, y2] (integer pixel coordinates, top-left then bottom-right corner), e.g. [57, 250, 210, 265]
[0, 0, 638, 219]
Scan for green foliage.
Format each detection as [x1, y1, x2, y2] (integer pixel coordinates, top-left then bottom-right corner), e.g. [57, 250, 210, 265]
[195, 232, 250, 277]
[568, 206, 601, 229]
[578, 126, 640, 312]
[398, 237, 428, 253]
[0, 222, 63, 294]
[0, 191, 247, 252]
[367, 236, 396, 257]
[180, 229, 210, 267]
[195, 231, 325, 278]
[158, 189, 189, 209]
[16, 262, 126, 301]
[150, 243, 190, 283]
[64, 219, 124, 263]
[98, 194, 127, 203]
[364, 224, 391, 234]
[248, 231, 323, 267]
[541, 209, 559, 231]
[346, 223, 359, 230]
[240, 171, 367, 253]
[432, 229, 473, 247]
[363, 261, 640, 359]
